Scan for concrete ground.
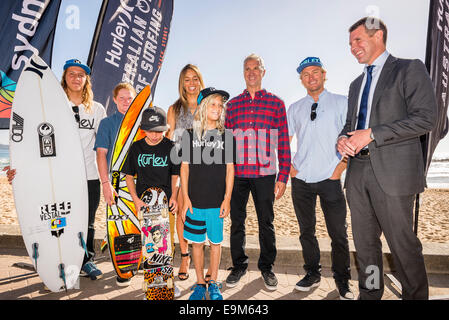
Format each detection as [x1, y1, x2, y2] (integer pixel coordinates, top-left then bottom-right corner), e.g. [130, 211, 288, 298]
[1, 225, 448, 300]
[1, 246, 449, 301]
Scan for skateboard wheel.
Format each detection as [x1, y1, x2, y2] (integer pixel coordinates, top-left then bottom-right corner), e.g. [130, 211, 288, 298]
[167, 278, 173, 289]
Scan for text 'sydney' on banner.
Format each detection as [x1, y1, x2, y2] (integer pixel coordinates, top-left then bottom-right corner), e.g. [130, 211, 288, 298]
[0, 0, 62, 130]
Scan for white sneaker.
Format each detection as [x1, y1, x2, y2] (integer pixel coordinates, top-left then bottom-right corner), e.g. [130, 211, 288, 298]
[174, 284, 181, 298]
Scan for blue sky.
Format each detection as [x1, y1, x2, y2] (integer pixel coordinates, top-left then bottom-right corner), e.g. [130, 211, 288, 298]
[2, 0, 448, 154]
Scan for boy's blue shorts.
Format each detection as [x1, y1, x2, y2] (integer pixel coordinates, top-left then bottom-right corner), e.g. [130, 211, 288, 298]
[183, 207, 223, 244]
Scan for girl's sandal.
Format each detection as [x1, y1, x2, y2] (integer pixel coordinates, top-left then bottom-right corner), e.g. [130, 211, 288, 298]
[177, 252, 190, 281]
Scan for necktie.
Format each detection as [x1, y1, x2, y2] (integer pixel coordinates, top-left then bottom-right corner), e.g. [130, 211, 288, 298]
[356, 65, 374, 130]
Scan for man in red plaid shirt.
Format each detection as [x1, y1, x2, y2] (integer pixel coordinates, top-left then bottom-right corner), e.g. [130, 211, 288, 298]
[224, 54, 291, 291]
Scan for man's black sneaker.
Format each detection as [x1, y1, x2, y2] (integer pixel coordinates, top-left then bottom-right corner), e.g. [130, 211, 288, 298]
[225, 268, 247, 287]
[295, 272, 321, 291]
[261, 271, 278, 291]
[336, 279, 355, 300]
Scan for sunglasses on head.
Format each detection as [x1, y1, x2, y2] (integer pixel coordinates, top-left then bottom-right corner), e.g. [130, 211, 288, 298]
[310, 103, 318, 121]
[72, 106, 80, 123]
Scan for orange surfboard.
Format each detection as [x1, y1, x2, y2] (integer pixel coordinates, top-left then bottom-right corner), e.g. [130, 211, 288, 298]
[106, 85, 152, 279]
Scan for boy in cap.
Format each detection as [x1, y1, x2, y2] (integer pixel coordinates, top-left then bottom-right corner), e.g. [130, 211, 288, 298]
[122, 107, 180, 291]
[180, 87, 235, 300]
[123, 106, 179, 215]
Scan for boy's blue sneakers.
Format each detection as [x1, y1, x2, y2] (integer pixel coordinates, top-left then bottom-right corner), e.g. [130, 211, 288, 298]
[189, 283, 207, 300]
[189, 281, 224, 300]
[208, 280, 223, 300]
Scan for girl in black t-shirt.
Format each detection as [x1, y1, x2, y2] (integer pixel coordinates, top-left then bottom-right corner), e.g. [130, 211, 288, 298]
[180, 87, 234, 300]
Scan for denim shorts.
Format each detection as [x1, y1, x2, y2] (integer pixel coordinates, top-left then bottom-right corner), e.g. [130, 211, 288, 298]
[183, 207, 223, 244]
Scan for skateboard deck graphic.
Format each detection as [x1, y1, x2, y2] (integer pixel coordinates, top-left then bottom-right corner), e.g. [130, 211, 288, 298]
[138, 187, 174, 300]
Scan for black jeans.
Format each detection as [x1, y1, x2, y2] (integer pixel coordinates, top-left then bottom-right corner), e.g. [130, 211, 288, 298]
[291, 177, 350, 281]
[230, 175, 276, 272]
[83, 179, 100, 265]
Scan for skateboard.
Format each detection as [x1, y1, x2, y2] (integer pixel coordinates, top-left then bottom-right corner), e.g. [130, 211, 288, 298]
[138, 187, 174, 300]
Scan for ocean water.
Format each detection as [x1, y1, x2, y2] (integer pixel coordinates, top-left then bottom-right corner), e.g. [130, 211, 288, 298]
[0, 144, 9, 172]
[0, 144, 448, 188]
[426, 152, 449, 188]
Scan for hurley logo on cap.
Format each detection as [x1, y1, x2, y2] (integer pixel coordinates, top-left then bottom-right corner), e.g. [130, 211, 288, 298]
[296, 57, 323, 74]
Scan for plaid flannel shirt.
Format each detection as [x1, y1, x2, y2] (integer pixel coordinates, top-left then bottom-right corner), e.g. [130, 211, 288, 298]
[225, 89, 291, 183]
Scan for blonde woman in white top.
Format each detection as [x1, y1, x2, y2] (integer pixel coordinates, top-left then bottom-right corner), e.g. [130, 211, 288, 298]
[166, 64, 205, 281]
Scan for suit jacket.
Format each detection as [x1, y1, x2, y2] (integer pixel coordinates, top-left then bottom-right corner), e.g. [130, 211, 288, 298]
[341, 54, 437, 196]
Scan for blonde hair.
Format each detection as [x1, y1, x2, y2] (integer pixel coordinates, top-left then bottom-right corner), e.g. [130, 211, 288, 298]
[193, 93, 226, 140]
[61, 69, 94, 113]
[172, 64, 205, 118]
[113, 82, 136, 97]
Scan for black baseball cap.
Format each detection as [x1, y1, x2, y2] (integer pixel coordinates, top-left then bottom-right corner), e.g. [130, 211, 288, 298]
[197, 87, 230, 105]
[140, 106, 168, 132]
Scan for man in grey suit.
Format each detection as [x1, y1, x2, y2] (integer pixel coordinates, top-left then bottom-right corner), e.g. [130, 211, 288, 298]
[337, 17, 437, 300]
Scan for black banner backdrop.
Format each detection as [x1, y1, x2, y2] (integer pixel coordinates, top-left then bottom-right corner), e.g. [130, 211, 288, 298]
[424, 0, 449, 173]
[0, 0, 62, 129]
[413, 0, 449, 234]
[88, 0, 174, 115]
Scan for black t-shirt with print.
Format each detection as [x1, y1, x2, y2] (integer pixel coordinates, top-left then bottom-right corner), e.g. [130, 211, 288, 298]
[122, 137, 180, 199]
[181, 129, 235, 209]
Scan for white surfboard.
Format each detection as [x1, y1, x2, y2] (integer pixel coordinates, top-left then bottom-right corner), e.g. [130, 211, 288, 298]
[9, 55, 88, 292]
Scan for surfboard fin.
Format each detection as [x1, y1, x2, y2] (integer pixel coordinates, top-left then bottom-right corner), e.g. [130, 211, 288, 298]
[32, 243, 39, 271]
[58, 263, 68, 293]
[100, 235, 108, 253]
[78, 232, 89, 258]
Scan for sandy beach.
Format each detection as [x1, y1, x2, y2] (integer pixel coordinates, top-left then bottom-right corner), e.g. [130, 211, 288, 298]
[1, 176, 448, 244]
